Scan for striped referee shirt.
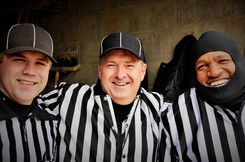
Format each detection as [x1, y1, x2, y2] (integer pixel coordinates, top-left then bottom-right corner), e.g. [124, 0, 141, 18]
[0, 91, 58, 162]
[38, 82, 164, 162]
[160, 88, 245, 162]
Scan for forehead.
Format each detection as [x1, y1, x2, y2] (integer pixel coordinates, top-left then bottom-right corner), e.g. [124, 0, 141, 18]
[196, 51, 233, 62]
[8, 51, 51, 61]
[101, 49, 139, 61]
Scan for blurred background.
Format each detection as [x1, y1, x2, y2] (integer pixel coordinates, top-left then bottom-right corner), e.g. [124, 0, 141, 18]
[0, 0, 244, 92]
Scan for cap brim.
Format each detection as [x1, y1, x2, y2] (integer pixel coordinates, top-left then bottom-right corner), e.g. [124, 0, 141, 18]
[4, 47, 57, 63]
[100, 47, 143, 61]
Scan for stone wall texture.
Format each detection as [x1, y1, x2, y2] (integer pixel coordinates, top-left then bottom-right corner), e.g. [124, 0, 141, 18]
[40, 0, 245, 91]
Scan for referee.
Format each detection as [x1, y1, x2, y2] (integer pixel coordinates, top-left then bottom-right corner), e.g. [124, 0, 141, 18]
[160, 31, 245, 162]
[39, 32, 164, 162]
[0, 23, 58, 161]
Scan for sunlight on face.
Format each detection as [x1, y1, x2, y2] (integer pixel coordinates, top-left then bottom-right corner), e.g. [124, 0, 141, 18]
[195, 51, 235, 87]
[98, 49, 147, 105]
[0, 51, 52, 105]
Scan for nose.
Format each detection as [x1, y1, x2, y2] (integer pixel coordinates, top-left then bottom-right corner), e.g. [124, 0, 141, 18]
[22, 62, 36, 76]
[114, 66, 126, 79]
[207, 64, 222, 77]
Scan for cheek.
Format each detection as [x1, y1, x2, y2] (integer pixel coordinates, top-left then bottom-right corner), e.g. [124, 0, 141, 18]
[99, 71, 110, 82]
[229, 63, 236, 75]
[40, 69, 50, 82]
[98, 66, 107, 79]
[196, 72, 205, 83]
[0, 65, 17, 79]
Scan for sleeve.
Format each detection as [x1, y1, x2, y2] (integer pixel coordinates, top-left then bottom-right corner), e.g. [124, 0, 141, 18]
[37, 82, 69, 114]
[38, 82, 91, 115]
[159, 102, 179, 162]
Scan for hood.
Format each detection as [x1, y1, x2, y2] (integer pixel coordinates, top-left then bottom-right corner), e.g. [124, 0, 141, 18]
[192, 31, 245, 107]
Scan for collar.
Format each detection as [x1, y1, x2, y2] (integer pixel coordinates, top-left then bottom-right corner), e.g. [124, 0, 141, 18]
[0, 91, 56, 121]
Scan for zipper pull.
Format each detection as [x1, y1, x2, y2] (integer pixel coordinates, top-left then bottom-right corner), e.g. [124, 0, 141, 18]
[23, 122, 28, 142]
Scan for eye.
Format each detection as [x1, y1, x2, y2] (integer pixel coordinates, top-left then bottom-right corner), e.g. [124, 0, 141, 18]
[13, 58, 25, 62]
[106, 63, 116, 68]
[126, 64, 135, 69]
[36, 61, 46, 66]
[219, 59, 230, 64]
[196, 64, 207, 71]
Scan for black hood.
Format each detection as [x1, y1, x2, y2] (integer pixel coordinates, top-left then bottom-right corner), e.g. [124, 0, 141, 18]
[192, 31, 245, 107]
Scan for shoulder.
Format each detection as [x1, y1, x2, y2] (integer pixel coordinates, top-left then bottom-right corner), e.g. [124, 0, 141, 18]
[50, 82, 92, 96]
[38, 82, 93, 104]
[140, 87, 164, 99]
[176, 87, 197, 101]
[57, 82, 91, 90]
[34, 101, 60, 120]
[140, 87, 164, 108]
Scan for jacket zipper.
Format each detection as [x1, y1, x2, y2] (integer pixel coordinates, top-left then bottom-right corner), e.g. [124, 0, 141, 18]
[234, 111, 245, 162]
[20, 118, 30, 161]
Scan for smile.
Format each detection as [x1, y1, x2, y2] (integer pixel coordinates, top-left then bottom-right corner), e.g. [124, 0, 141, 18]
[209, 79, 229, 87]
[113, 82, 129, 86]
[18, 79, 37, 85]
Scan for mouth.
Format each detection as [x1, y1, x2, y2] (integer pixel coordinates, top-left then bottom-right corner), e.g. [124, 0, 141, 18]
[113, 82, 129, 86]
[209, 79, 229, 87]
[17, 79, 38, 85]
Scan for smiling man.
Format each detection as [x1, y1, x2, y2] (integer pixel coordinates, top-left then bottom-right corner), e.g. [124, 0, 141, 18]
[40, 32, 164, 162]
[195, 51, 235, 88]
[160, 31, 245, 162]
[0, 23, 58, 161]
[98, 49, 147, 105]
[0, 51, 51, 105]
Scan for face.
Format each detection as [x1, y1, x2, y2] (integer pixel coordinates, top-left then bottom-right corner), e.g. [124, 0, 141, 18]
[195, 51, 235, 87]
[0, 51, 52, 105]
[98, 49, 147, 105]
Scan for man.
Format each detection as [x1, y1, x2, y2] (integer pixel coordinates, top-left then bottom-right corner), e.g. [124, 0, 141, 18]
[39, 32, 164, 162]
[160, 31, 245, 161]
[0, 23, 58, 161]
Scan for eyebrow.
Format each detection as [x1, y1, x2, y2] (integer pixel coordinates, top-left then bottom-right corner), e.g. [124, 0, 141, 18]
[8, 52, 50, 63]
[8, 53, 23, 57]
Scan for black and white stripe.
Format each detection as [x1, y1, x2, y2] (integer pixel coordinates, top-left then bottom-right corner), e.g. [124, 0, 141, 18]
[0, 114, 58, 162]
[39, 82, 164, 162]
[160, 88, 245, 162]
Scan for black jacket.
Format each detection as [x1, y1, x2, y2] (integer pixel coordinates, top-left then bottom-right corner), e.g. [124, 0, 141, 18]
[153, 34, 197, 102]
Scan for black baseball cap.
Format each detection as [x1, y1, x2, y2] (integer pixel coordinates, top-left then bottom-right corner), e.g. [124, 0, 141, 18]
[99, 32, 145, 61]
[0, 23, 57, 63]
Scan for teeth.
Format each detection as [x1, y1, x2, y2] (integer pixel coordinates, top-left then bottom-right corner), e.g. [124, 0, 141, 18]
[114, 82, 127, 86]
[19, 80, 36, 85]
[210, 79, 228, 87]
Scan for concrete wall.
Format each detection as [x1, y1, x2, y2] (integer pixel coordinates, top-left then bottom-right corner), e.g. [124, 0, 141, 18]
[42, 0, 245, 91]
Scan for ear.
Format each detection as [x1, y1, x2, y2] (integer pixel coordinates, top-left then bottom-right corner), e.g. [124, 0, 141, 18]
[141, 63, 147, 81]
[98, 63, 102, 79]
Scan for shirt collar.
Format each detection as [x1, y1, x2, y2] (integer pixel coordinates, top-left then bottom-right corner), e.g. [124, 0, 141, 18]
[0, 91, 55, 120]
